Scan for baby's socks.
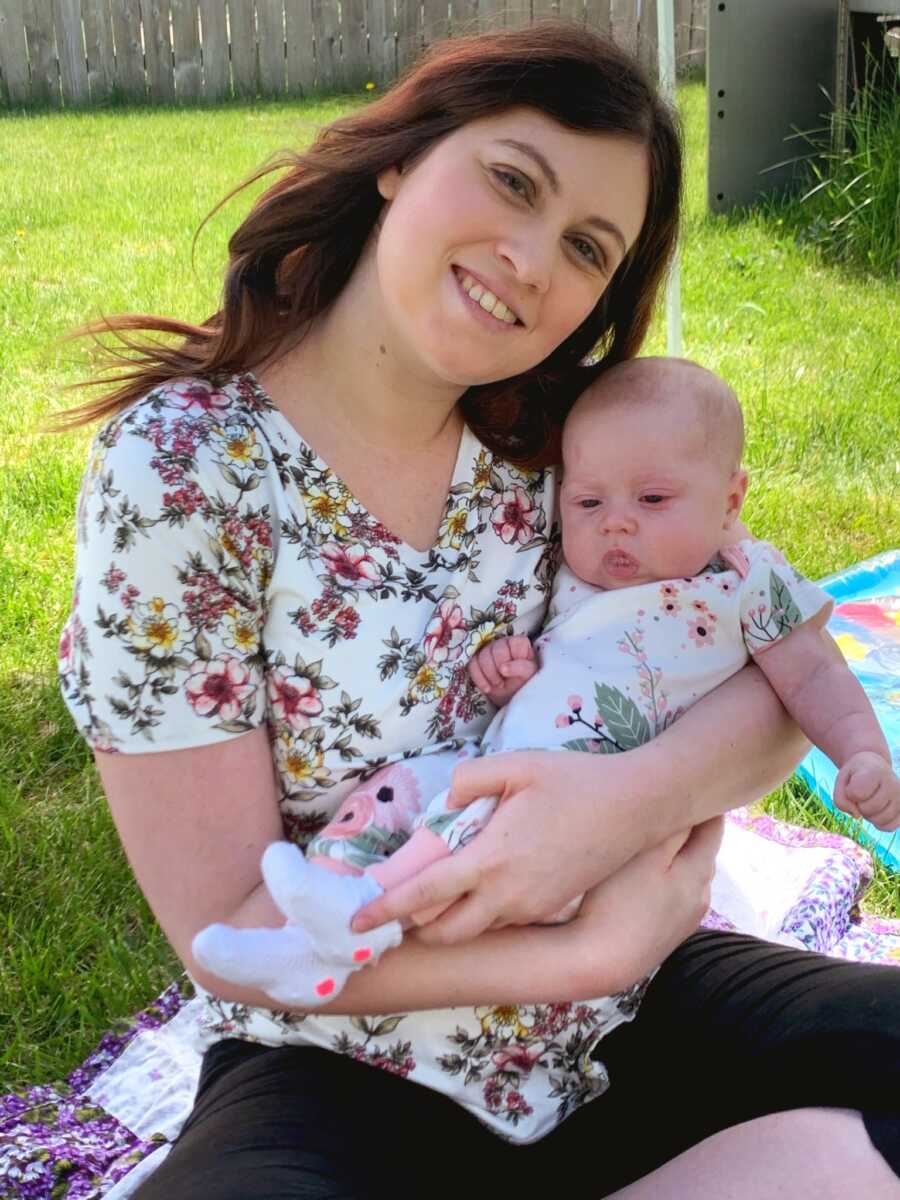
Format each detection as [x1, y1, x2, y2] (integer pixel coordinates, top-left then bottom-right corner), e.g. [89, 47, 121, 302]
[192, 842, 403, 1006]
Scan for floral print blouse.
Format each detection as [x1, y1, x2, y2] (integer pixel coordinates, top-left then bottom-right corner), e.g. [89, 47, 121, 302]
[60, 373, 618, 1144]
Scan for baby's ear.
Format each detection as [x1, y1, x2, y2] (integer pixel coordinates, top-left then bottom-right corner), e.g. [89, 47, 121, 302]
[723, 468, 749, 529]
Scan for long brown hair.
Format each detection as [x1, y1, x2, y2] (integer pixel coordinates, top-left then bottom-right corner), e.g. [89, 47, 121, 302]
[59, 23, 681, 467]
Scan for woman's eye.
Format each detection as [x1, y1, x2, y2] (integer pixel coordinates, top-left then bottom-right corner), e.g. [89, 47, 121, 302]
[569, 235, 604, 269]
[493, 168, 532, 201]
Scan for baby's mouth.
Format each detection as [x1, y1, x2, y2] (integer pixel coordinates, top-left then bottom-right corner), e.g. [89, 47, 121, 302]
[602, 550, 639, 579]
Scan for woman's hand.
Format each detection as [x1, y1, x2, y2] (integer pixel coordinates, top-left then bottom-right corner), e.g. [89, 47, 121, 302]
[568, 817, 724, 991]
[353, 749, 653, 943]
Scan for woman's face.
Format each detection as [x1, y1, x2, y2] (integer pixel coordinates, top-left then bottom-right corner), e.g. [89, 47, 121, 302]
[372, 107, 650, 389]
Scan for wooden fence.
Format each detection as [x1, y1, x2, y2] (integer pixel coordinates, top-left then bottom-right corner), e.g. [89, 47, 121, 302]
[0, 0, 706, 108]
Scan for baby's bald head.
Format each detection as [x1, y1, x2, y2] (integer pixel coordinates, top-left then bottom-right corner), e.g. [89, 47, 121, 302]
[566, 357, 744, 477]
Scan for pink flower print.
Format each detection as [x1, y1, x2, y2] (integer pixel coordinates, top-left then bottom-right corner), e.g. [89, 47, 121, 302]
[101, 565, 126, 594]
[267, 668, 324, 731]
[320, 542, 380, 588]
[57, 616, 84, 674]
[423, 600, 467, 664]
[321, 792, 376, 839]
[689, 598, 709, 614]
[567, 694, 583, 711]
[320, 764, 425, 843]
[660, 597, 681, 616]
[686, 616, 715, 648]
[168, 380, 231, 413]
[490, 486, 538, 545]
[121, 584, 140, 611]
[185, 655, 256, 719]
[505, 1091, 534, 1116]
[555, 714, 573, 728]
[333, 606, 360, 639]
[491, 1045, 544, 1075]
[717, 577, 736, 595]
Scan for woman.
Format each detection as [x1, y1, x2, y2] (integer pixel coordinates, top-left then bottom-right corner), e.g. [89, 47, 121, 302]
[58, 25, 900, 1198]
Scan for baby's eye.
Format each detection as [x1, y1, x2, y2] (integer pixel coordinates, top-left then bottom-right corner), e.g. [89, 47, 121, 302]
[641, 494, 667, 505]
[579, 498, 601, 509]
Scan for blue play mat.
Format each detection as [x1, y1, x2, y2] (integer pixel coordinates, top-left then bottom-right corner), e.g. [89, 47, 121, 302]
[796, 550, 900, 870]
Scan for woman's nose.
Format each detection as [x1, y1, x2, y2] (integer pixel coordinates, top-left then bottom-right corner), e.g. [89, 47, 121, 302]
[494, 234, 553, 295]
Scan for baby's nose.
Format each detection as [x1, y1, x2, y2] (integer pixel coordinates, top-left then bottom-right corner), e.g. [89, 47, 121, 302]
[602, 505, 636, 534]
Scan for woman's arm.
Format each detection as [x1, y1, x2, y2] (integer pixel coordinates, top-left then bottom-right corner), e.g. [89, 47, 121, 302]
[354, 659, 808, 943]
[95, 729, 718, 1011]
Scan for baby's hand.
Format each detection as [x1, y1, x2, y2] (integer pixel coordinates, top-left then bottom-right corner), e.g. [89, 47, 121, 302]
[468, 635, 537, 706]
[834, 751, 900, 831]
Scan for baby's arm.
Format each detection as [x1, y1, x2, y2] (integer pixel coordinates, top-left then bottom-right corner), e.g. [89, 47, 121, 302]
[468, 635, 537, 706]
[754, 619, 899, 829]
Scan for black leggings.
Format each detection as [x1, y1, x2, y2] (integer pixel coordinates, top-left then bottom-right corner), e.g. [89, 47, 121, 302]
[135, 931, 900, 1199]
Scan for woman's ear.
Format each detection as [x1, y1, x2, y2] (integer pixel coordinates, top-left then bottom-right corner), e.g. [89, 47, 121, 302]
[377, 166, 401, 200]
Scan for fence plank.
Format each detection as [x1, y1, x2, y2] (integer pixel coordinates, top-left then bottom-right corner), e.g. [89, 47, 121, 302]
[342, 0, 368, 86]
[421, 0, 447, 48]
[256, 0, 284, 94]
[143, 0, 175, 99]
[312, 0, 340, 88]
[583, 0, 610, 35]
[285, 0, 315, 92]
[531, 0, 556, 23]
[366, 0, 393, 84]
[24, 0, 60, 104]
[82, 0, 116, 100]
[54, 0, 90, 104]
[395, 0, 420, 74]
[609, 0, 635, 53]
[689, 0, 706, 73]
[557, 0, 583, 25]
[449, 0, 477, 37]
[0, 0, 31, 104]
[198, 0, 229, 97]
[477, 0, 503, 30]
[109, 0, 144, 97]
[673, 0, 689, 68]
[229, 0, 257, 96]
[172, 0, 202, 98]
[636, 0, 657, 78]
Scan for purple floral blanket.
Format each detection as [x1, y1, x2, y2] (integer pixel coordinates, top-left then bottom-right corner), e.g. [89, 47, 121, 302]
[3, 809, 900, 1199]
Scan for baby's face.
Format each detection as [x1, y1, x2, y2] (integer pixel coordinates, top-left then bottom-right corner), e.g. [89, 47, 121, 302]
[560, 401, 744, 590]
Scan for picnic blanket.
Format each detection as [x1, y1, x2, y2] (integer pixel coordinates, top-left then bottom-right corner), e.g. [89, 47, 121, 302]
[796, 549, 900, 869]
[4, 807, 900, 1199]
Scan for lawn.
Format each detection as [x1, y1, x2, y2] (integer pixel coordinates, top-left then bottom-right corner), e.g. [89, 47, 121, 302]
[1, 80, 898, 1091]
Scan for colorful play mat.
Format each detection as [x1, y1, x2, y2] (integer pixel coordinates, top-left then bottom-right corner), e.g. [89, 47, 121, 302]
[797, 550, 900, 870]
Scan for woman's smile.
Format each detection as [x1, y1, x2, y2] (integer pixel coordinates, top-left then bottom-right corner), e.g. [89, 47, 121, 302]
[452, 266, 522, 332]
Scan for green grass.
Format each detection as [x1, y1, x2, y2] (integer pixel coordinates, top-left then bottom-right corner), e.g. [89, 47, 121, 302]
[2, 81, 899, 1092]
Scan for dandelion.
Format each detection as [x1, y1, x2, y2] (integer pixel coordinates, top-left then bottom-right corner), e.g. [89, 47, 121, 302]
[16, 228, 26, 237]
[365, 81, 376, 90]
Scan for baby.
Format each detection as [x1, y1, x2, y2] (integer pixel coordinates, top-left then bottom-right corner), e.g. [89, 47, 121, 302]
[193, 358, 899, 1005]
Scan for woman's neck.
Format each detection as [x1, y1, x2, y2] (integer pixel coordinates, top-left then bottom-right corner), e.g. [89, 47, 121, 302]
[262, 249, 465, 456]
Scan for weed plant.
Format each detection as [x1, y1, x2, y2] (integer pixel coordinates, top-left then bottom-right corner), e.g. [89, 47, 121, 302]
[782, 57, 900, 276]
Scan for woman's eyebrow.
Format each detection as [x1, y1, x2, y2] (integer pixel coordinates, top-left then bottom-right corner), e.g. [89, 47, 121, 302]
[494, 138, 627, 257]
